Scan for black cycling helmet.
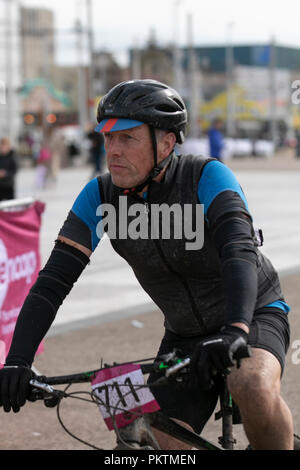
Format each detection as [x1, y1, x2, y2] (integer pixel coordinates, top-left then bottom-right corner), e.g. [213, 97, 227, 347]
[96, 79, 187, 144]
[95, 79, 187, 194]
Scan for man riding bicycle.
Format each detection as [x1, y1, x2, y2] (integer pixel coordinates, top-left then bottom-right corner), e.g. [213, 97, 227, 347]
[0, 79, 293, 450]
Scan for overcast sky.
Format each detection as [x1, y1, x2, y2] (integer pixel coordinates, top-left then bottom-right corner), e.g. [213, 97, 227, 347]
[20, 0, 300, 66]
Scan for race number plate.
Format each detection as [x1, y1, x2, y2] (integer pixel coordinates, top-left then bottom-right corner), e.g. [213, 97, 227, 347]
[91, 363, 160, 430]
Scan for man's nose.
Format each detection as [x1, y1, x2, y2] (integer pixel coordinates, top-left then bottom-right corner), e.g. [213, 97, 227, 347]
[106, 136, 123, 156]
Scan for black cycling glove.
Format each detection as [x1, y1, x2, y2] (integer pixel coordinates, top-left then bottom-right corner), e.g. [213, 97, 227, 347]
[190, 325, 248, 390]
[0, 364, 35, 413]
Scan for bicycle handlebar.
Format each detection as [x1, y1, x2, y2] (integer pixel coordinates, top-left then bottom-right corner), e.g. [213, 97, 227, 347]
[28, 341, 252, 404]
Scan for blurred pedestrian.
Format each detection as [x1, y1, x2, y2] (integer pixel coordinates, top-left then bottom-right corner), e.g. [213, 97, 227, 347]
[35, 140, 52, 190]
[87, 126, 105, 178]
[49, 129, 66, 184]
[67, 141, 80, 166]
[295, 129, 300, 158]
[0, 137, 18, 201]
[208, 118, 224, 161]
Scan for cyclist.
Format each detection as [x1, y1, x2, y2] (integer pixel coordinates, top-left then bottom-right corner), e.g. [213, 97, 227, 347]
[0, 79, 293, 450]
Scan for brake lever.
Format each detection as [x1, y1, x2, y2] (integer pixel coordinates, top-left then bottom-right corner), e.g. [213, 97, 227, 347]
[29, 379, 64, 407]
[165, 357, 190, 378]
[30, 379, 56, 395]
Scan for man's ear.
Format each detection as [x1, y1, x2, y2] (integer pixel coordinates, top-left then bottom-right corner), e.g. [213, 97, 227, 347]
[161, 132, 176, 158]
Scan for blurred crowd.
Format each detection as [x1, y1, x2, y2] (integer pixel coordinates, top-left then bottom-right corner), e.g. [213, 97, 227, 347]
[0, 124, 106, 201]
[1, 119, 300, 204]
[0, 137, 18, 201]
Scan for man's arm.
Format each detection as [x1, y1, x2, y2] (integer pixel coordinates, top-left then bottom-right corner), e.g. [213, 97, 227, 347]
[57, 235, 92, 257]
[6, 177, 102, 368]
[0, 238, 91, 412]
[5, 239, 91, 367]
[198, 160, 258, 330]
[192, 161, 258, 387]
[0, 176, 103, 412]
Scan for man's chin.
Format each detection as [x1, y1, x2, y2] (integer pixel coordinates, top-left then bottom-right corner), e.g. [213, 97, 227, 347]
[111, 176, 130, 189]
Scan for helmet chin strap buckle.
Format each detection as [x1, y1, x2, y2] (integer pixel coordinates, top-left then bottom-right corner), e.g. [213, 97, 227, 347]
[150, 166, 162, 178]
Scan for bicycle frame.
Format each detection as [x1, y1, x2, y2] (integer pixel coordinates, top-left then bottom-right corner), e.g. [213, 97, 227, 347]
[149, 412, 223, 450]
[27, 347, 300, 451]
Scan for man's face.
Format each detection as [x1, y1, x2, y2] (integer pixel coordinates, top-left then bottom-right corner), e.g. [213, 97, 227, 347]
[104, 124, 154, 188]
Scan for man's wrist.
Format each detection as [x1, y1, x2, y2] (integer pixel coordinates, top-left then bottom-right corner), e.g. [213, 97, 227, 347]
[230, 322, 249, 334]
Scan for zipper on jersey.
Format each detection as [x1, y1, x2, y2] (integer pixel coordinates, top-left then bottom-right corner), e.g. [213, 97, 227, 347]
[145, 196, 206, 333]
[128, 191, 206, 332]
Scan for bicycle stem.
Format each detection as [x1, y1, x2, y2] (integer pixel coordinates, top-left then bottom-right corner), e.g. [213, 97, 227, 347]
[165, 358, 190, 378]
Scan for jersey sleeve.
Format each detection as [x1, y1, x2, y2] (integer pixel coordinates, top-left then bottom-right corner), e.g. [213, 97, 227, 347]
[197, 160, 251, 225]
[198, 161, 258, 327]
[58, 177, 103, 252]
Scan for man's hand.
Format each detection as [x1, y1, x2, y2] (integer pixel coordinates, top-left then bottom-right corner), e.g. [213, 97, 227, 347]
[0, 365, 34, 412]
[190, 325, 248, 390]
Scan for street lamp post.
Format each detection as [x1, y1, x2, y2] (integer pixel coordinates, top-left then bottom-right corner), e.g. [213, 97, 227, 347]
[75, 17, 88, 142]
[4, 0, 13, 142]
[269, 36, 277, 149]
[86, 0, 95, 121]
[172, 0, 183, 93]
[187, 12, 201, 138]
[226, 22, 235, 137]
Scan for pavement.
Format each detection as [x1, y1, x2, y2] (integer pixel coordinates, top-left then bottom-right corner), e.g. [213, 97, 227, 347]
[0, 150, 298, 450]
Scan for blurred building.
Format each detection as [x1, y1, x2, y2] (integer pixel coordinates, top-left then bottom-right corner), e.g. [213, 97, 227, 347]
[0, 0, 21, 144]
[93, 51, 127, 96]
[51, 65, 85, 110]
[20, 6, 55, 81]
[133, 30, 173, 85]
[20, 78, 72, 127]
[129, 42, 300, 139]
[190, 44, 300, 138]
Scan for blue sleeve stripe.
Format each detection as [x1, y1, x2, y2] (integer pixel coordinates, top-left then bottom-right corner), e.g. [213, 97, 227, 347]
[264, 300, 291, 314]
[71, 178, 102, 251]
[197, 160, 249, 215]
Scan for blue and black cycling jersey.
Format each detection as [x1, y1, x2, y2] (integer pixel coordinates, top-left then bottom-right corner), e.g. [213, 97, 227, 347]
[59, 154, 290, 334]
[64, 160, 250, 250]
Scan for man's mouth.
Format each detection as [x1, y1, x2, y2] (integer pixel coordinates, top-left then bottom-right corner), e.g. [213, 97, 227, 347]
[109, 163, 127, 171]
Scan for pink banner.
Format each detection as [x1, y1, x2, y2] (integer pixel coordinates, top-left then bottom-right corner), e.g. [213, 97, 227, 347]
[0, 201, 45, 366]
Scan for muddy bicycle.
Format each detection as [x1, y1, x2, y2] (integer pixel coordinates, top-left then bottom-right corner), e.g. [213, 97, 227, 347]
[29, 344, 300, 451]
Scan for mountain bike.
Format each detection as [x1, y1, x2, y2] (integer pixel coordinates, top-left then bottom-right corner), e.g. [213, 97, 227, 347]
[28, 344, 300, 451]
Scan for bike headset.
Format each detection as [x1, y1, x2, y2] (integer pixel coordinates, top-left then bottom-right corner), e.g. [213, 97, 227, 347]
[95, 79, 188, 194]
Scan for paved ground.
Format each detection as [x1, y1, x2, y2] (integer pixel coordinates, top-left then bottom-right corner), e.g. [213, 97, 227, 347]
[0, 150, 299, 450]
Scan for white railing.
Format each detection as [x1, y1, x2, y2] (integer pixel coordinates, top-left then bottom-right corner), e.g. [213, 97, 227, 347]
[0, 197, 35, 212]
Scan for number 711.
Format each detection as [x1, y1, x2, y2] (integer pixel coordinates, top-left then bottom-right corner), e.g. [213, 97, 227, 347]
[96, 377, 141, 413]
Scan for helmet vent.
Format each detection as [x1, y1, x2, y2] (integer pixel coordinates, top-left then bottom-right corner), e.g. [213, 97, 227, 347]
[155, 104, 175, 113]
[173, 98, 185, 110]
